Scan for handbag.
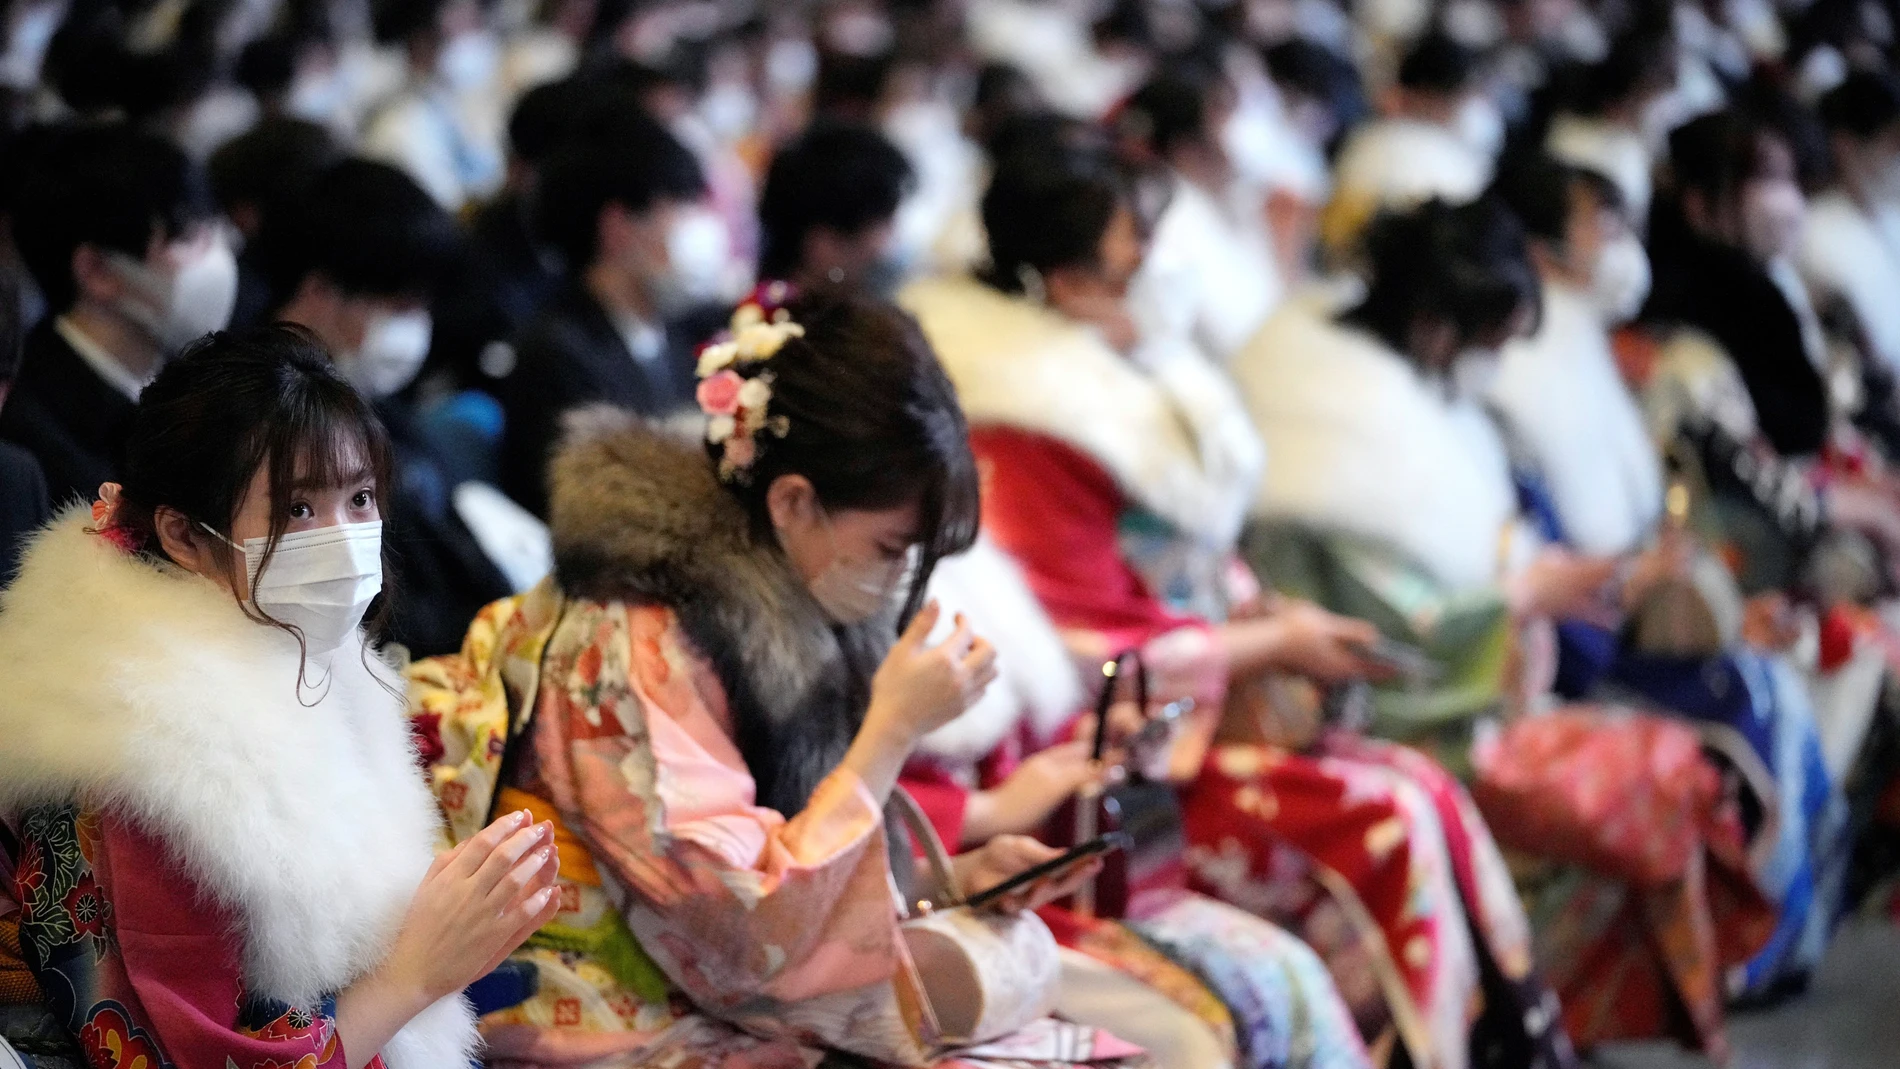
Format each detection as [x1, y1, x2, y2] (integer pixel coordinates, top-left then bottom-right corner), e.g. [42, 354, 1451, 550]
[1048, 651, 1188, 920]
[889, 789, 1062, 1048]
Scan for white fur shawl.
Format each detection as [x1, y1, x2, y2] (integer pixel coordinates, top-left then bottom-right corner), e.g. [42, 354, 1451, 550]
[901, 275, 1265, 549]
[1235, 293, 1525, 589]
[916, 538, 1084, 766]
[1491, 284, 1663, 557]
[0, 512, 477, 1069]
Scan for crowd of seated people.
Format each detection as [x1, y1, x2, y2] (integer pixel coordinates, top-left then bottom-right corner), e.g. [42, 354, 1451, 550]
[5, 1, 1900, 1068]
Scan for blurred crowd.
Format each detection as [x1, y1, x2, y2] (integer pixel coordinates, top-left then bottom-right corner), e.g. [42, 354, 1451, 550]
[7, 0, 1900, 1068]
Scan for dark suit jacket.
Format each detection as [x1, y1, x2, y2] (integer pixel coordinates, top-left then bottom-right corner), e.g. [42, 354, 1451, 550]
[0, 321, 138, 508]
[0, 441, 50, 583]
[496, 283, 723, 516]
[1645, 232, 1831, 458]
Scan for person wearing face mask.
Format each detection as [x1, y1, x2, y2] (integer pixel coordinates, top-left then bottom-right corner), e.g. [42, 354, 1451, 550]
[262, 158, 528, 657]
[1544, 26, 1683, 229]
[0, 327, 558, 1069]
[1117, 63, 1288, 364]
[1, 123, 237, 507]
[1236, 197, 1778, 1058]
[495, 104, 729, 518]
[904, 145, 1564, 1069]
[757, 121, 917, 296]
[408, 291, 1189, 1067]
[1323, 33, 1502, 256]
[1490, 156, 1663, 558]
[362, 0, 505, 212]
[1802, 71, 1900, 376]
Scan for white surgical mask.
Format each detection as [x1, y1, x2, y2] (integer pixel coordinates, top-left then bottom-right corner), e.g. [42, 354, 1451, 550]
[1587, 233, 1652, 324]
[0, 0, 66, 90]
[1866, 151, 1900, 205]
[805, 512, 912, 625]
[340, 309, 432, 398]
[699, 81, 759, 142]
[1454, 94, 1505, 159]
[287, 67, 347, 125]
[110, 236, 240, 352]
[202, 520, 384, 656]
[652, 209, 731, 315]
[1451, 346, 1504, 399]
[1221, 102, 1284, 187]
[1741, 179, 1806, 264]
[436, 30, 499, 94]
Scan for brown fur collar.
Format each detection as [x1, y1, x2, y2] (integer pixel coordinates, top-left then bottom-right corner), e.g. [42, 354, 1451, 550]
[546, 409, 894, 814]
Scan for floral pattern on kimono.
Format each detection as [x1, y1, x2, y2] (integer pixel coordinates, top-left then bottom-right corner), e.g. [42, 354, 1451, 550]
[7, 806, 366, 1069]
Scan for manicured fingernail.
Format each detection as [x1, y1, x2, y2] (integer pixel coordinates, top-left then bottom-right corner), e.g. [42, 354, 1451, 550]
[511, 810, 530, 826]
[530, 888, 555, 911]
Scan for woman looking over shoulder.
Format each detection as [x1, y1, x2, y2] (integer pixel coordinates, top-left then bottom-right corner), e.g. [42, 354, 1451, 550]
[0, 327, 558, 1069]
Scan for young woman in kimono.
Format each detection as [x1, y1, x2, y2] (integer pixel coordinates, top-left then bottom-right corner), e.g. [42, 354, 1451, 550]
[410, 290, 1223, 1068]
[1232, 197, 1780, 1059]
[898, 137, 1567, 1069]
[0, 328, 558, 1069]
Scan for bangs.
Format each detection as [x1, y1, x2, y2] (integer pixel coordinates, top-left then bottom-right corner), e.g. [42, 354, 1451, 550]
[252, 366, 393, 529]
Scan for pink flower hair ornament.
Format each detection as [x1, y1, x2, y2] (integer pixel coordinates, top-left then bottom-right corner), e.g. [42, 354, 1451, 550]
[696, 283, 801, 482]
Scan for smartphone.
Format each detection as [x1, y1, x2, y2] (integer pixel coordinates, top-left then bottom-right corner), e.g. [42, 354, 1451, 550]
[963, 833, 1131, 911]
[1352, 636, 1442, 684]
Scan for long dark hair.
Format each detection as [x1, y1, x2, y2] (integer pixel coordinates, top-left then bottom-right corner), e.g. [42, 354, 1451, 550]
[114, 325, 396, 682]
[1342, 197, 1541, 362]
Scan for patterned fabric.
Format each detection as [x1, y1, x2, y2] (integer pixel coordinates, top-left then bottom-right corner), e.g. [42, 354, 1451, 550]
[1182, 737, 1563, 1069]
[411, 590, 1140, 1067]
[5, 807, 374, 1069]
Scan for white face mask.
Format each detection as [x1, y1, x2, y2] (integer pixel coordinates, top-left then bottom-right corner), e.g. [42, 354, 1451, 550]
[1451, 346, 1505, 399]
[1221, 102, 1284, 187]
[1587, 232, 1652, 323]
[0, 0, 66, 90]
[340, 309, 432, 399]
[699, 81, 759, 143]
[1454, 94, 1506, 159]
[804, 512, 912, 625]
[287, 66, 347, 124]
[110, 236, 240, 352]
[1865, 150, 1900, 205]
[1741, 179, 1807, 263]
[652, 208, 730, 315]
[437, 30, 499, 94]
[202, 520, 384, 656]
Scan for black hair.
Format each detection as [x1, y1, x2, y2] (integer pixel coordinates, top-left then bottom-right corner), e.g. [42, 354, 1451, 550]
[207, 118, 343, 232]
[1118, 63, 1223, 158]
[1398, 32, 1479, 97]
[1263, 39, 1370, 154]
[372, 0, 453, 46]
[11, 123, 215, 314]
[715, 290, 979, 627]
[1819, 70, 1900, 139]
[1571, 28, 1676, 116]
[1489, 152, 1625, 245]
[532, 104, 707, 269]
[1344, 198, 1542, 359]
[507, 76, 588, 166]
[1667, 109, 1790, 210]
[757, 122, 916, 279]
[980, 140, 1136, 295]
[235, 33, 299, 102]
[256, 158, 460, 307]
[0, 268, 21, 382]
[813, 48, 895, 118]
[43, 5, 215, 121]
[115, 325, 396, 682]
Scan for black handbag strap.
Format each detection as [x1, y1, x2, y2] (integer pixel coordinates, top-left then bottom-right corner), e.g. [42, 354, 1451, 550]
[1089, 649, 1149, 763]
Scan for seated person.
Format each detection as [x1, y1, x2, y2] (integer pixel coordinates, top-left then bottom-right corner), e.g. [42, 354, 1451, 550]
[2, 123, 236, 505]
[757, 120, 916, 295]
[0, 327, 552, 1069]
[262, 158, 537, 656]
[495, 103, 726, 517]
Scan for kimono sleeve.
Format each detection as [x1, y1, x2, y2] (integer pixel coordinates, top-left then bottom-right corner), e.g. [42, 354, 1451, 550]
[532, 603, 905, 1012]
[971, 426, 1195, 649]
[12, 806, 361, 1069]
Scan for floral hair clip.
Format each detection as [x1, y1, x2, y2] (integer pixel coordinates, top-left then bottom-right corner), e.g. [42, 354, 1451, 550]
[696, 283, 802, 482]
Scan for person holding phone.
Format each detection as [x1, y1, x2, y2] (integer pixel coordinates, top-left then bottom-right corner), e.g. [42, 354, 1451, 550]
[409, 291, 1226, 1067]
[0, 327, 556, 1069]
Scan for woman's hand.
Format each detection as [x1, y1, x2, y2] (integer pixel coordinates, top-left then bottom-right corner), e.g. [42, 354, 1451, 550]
[962, 742, 1113, 844]
[336, 812, 560, 1069]
[845, 602, 1000, 804]
[867, 601, 999, 742]
[1507, 549, 1621, 622]
[953, 835, 1102, 914]
[1237, 600, 1389, 682]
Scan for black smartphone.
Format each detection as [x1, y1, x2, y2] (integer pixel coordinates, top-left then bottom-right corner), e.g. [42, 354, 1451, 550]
[963, 833, 1131, 911]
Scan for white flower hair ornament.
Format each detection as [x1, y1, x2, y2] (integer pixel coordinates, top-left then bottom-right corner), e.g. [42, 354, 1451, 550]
[696, 285, 803, 483]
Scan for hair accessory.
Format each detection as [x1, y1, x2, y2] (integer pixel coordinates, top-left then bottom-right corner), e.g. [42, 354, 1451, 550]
[86, 482, 143, 554]
[696, 282, 802, 482]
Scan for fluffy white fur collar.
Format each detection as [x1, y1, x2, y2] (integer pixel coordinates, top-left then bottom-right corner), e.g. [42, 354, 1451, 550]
[916, 538, 1084, 766]
[0, 512, 476, 1069]
[901, 275, 1265, 549]
[1491, 285, 1663, 556]
[1236, 294, 1522, 589]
